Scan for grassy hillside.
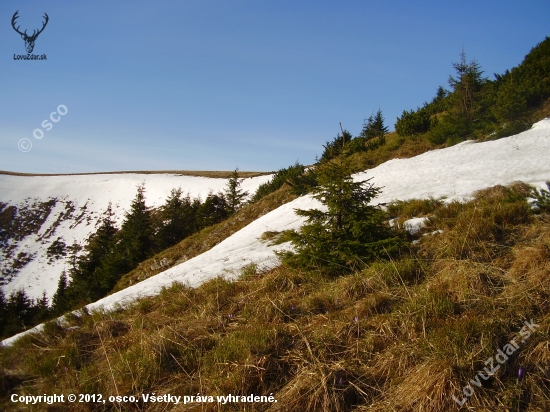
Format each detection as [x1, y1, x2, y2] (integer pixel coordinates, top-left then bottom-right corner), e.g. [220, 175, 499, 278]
[2, 183, 549, 411]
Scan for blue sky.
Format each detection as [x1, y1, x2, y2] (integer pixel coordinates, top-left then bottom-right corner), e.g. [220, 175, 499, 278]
[1, 1, 549, 173]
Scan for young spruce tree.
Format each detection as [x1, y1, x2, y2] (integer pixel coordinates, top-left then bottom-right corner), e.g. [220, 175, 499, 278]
[279, 158, 401, 275]
[98, 185, 153, 292]
[51, 272, 70, 316]
[360, 109, 389, 144]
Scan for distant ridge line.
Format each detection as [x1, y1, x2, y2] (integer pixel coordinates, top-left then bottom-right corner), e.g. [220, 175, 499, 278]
[0, 170, 270, 178]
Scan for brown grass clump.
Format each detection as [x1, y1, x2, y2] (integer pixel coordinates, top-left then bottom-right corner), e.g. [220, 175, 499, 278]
[429, 259, 508, 304]
[363, 360, 458, 412]
[2, 182, 550, 411]
[510, 245, 550, 283]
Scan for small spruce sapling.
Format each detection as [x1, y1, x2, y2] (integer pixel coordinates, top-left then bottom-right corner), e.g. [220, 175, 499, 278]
[278, 159, 401, 275]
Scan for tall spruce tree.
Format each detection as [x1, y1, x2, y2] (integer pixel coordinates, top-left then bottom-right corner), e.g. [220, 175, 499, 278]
[67, 203, 119, 303]
[33, 292, 50, 324]
[118, 184, 154, 267]
[51, 272, 70, 316]
[428, 51, 487, 143]
[279, 159, 401, 275]
[2, 290, 35, 337]
[98, 185, 153, 292]
[224, 169, 249, 214]
[0, 290, 7, 337]
[448, 50, 486, 126]
[8, 290, 34, 323]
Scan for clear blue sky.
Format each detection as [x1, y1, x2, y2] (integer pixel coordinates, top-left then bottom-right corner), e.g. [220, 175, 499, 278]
[1, 1, 549, 173]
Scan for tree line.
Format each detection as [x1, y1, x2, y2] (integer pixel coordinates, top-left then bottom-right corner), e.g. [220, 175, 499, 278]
[396, 37, 550, 142]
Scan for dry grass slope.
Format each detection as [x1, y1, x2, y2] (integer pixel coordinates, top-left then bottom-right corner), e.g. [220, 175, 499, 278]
[1, 183, 549, 411]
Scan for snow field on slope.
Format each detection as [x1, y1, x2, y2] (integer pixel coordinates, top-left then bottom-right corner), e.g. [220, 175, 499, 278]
[0, 173, 272, 300]
[2, 119, 550, 346]
[356, 119, 550, 203]
[84, 119, 550, 312]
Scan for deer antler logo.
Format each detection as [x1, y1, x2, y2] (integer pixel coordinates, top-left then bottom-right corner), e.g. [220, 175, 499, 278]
[11, 11, 49, 54]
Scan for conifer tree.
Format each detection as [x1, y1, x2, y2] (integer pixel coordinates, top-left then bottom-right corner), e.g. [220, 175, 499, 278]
[68, 203, 118, 302]
[320, 130, 353, 162]
[0, 290, 7, 337]
[156, 188, 198, 250]
[118, 184, 154, 267]
[428, 51, 488, 143]
[1, 290, 49, 337]
[98, 185, 153, 292]
[493, 77, 528, 123]
[66, 242, 82, 272]
[430, 86, 449, 113]
[279, 159, 401, 275]
[51, 272, 70, 315]
[33, 292, 50, 323]
[252, 162, 306, 201]
[360, 109, 389, 143]
[224, 169, 249, 214]
[532, 182, 550, 214]
[448, 50, 486, 126]
[198, 192, 229, 227]
[3, 291, 29, 336]
[8, 290, 34, 323]
[395, 108, 431, 136]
